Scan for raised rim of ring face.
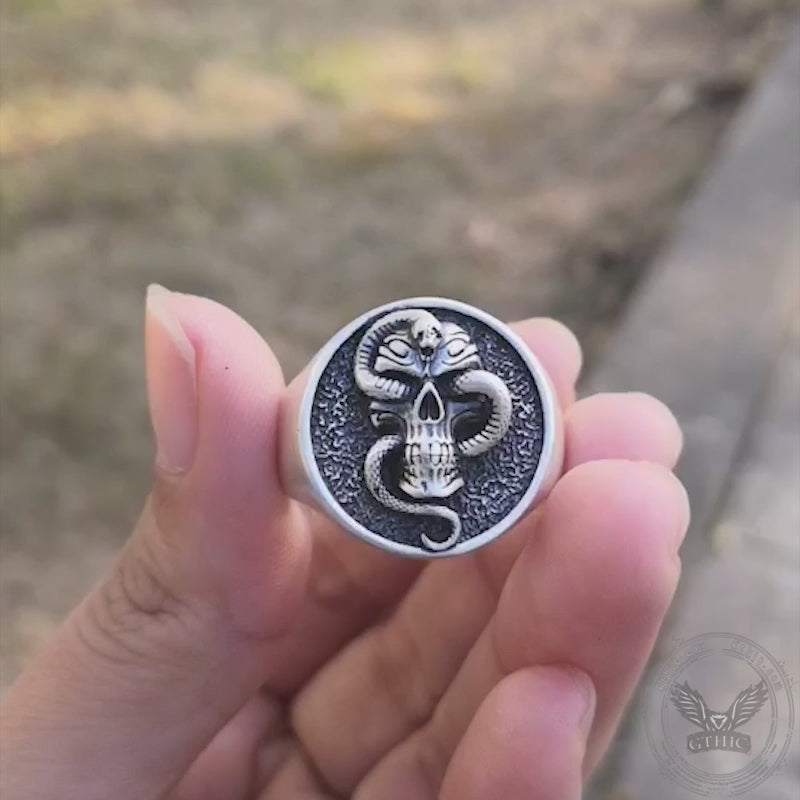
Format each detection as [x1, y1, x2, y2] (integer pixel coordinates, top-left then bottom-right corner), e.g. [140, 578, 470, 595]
[300, 297, 557, 559]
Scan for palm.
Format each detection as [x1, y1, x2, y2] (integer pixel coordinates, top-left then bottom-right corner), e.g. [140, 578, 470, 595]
[173, 319, 685, 800]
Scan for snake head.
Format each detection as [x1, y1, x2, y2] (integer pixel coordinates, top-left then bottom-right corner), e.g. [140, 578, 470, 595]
[410, 316, 443, 362]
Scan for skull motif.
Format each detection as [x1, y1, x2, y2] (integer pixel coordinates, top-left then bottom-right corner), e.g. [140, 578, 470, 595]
[354, 309, 512, 551]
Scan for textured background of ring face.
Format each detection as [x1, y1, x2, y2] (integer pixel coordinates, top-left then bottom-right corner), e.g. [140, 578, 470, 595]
[309, 306, 545, 550]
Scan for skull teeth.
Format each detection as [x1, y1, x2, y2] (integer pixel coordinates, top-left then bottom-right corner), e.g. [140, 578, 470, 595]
[405, 441, 454, 466]
[400, 439, 463, 498]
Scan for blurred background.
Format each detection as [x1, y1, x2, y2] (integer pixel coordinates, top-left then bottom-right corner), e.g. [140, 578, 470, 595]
[0, 0, 795, 732]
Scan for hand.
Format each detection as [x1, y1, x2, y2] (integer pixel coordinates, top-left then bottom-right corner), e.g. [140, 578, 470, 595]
[0, 287, 688, 800]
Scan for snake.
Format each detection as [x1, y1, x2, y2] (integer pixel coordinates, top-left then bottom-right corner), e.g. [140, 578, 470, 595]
[356, 308, 512, 552]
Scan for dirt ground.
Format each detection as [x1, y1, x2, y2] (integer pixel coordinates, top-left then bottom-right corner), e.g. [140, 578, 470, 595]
[0, 0, 794, 685]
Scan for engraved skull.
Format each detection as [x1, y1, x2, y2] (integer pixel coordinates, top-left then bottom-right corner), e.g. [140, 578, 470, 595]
[354, 309, 512, 551]
[394, 379, 462, 499]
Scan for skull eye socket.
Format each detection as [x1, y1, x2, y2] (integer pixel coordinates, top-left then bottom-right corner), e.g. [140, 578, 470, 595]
[387, 338, 412, 358]
[446, 339, 467, 357]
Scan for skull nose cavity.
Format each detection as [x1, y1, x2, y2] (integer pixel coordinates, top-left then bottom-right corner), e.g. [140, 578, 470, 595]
[414, 380, 444, 422]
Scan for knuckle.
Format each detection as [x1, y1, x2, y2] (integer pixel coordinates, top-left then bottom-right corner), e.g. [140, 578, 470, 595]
[75, 524, 200, 671]
[613, 546, 680, 636]
[309, 527, 384, 617]
[110, 532, 186, 624]
[369, 618, 435, 727]
[412, 728, 451, 795]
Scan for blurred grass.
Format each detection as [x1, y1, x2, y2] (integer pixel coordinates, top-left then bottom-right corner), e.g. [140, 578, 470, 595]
[1, 0, 107, 20]
[285, 35, 504, 105]
[0, 64, 305, 157]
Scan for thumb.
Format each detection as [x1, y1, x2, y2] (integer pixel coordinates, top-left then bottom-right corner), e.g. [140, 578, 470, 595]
[0, 286, 311, 800]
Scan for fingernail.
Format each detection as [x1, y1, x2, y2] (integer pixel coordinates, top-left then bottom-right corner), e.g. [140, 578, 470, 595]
[578, 677, 596, 738]
[563, 666, 597, 738]
[673, 478, 691, 552]
[145, 284, 198, 473]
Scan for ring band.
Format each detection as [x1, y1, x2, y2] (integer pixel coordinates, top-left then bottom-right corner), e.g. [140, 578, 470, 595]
[295, 297, 560, 558]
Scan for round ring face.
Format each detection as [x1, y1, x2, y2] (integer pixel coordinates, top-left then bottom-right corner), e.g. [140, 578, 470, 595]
[301, 298, 556, 558]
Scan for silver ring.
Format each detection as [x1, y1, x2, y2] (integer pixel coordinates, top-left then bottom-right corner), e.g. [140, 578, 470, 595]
[299, 297, 559, 558]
